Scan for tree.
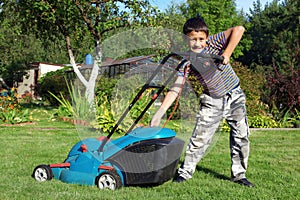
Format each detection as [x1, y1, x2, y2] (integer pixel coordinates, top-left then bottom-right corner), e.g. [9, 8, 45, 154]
[17, 0, 163, 103]
[163, 1, 187, 32]
[244, 0, 300, 72]
[267, 64, 300, 115]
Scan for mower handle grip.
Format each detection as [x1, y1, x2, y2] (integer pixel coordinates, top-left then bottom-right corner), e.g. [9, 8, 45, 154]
[208, 54, 224, 62]
[175, 52, 224, 63]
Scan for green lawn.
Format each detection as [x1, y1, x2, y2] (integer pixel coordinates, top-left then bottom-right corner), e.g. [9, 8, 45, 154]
[0, 109, 299, 200]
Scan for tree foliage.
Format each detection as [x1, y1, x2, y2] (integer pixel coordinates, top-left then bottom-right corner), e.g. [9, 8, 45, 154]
[244, 0, 300, 72]
[17, 0, 93, 62]
[17, 0, 163, 59]
[0, 1, 69, 86]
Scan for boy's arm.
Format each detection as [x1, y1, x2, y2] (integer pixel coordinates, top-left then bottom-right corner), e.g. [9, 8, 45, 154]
[222, 26, 245, 64]
[150, 76, 184, 127]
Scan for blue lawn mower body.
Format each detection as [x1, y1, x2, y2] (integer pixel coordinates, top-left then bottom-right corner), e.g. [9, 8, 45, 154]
[33, 127, 184, 189]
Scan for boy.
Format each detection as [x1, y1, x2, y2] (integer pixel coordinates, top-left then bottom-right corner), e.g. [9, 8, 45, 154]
[150, 17, 254, 187]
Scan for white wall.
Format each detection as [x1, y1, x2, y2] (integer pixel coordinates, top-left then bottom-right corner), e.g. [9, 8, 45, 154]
[39, 63, 63, 77]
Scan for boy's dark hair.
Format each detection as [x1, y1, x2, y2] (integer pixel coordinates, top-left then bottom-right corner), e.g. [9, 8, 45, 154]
[183, 17, 209, 36]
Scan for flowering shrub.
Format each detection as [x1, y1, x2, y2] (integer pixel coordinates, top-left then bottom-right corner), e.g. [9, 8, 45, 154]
[0, 88, 32, 124]
[0, 89, 18, 109]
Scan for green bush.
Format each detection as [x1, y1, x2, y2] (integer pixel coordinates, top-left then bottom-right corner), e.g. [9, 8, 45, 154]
[0, 107, 31, 124]
[95, 77, 118, 102]
[248, 115, 279, 128]
[220, 115, 281, 130]
[35, 67, 71, 106]
[93, 95, 117, 133]
[93, 77, 120, 133]
[232, 62, 269, 117]
[93, 77, 156, 134]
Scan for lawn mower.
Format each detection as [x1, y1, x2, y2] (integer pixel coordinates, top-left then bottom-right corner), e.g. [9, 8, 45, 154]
[32, 52, 223, 190]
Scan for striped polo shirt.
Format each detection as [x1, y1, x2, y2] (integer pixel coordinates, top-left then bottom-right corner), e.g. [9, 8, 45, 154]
[179, 32, 240, 98]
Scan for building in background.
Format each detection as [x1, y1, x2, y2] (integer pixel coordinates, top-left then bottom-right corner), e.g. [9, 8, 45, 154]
[16, 62, 66, 99]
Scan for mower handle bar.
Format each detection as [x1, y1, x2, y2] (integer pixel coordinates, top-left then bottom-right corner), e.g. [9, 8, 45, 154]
[176, 52, 224, 63]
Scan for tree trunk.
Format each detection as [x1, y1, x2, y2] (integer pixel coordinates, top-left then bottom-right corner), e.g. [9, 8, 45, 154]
[65, 35, 101, 105]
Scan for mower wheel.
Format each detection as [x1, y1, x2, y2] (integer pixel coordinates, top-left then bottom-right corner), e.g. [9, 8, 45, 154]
[32, 165, 53, 182]
[96, 171, 122, 190]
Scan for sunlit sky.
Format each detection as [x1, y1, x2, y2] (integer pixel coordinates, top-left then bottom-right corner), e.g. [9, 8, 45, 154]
[150, 0, 283, 13]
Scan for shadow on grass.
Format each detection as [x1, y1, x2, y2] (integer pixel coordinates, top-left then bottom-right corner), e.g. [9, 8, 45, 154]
[174, 162, 231, 181]
[196, 165, 230, 181]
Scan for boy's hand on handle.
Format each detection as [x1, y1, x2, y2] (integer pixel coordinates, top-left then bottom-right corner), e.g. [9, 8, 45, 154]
[150, 107, 166, 127]
[222, 26, 245, 65]
[222, 54, 230, 65]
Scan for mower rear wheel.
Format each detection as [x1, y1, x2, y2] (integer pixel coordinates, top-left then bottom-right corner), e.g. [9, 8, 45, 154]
[32, 165, 53, 182]
[96, 171, 122, 190]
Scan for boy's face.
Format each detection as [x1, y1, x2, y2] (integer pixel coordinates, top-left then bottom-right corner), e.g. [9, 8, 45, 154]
[187, 31, 208, 53]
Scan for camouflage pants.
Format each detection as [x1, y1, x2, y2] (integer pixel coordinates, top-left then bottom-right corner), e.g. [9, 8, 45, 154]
[178, 86, 250, 181]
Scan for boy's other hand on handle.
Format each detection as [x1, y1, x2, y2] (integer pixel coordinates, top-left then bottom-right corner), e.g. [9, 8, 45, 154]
[222, 54, 230, 65]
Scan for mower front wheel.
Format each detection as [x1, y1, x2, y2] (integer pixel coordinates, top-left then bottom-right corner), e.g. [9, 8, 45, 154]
[96, 171, 122, 190]
[32, 165, 53, 182]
